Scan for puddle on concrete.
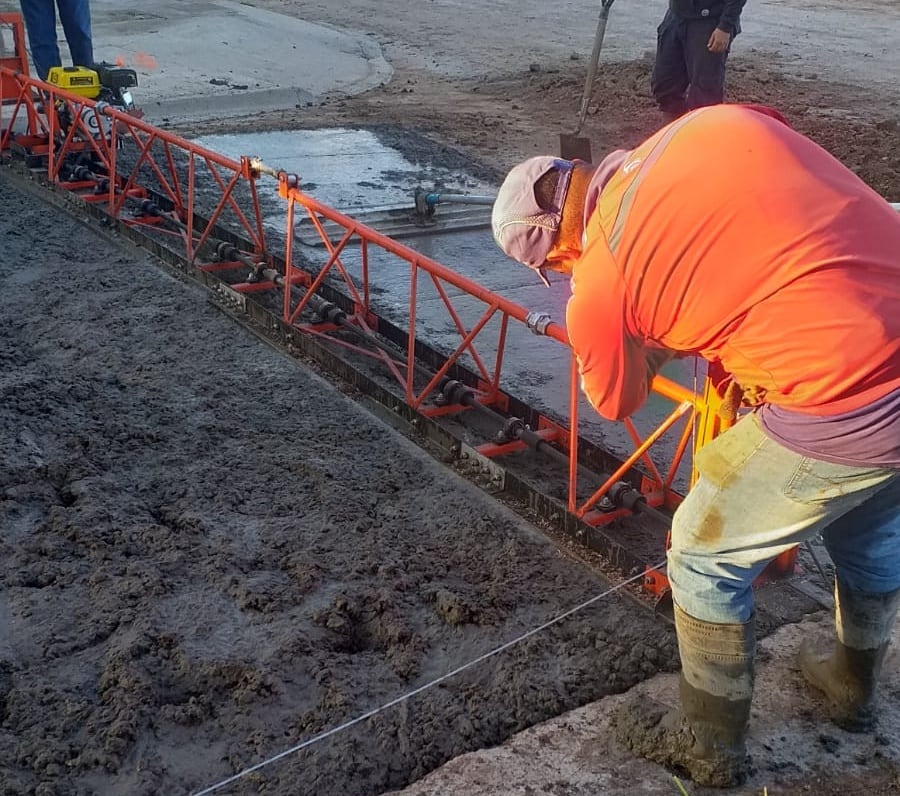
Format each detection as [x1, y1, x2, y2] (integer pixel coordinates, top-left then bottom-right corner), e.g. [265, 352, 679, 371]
[195, 127, 696, 488]
[194, 128, 496, 225]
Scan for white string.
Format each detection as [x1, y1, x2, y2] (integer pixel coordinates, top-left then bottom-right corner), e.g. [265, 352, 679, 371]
[191, 560, 667, 795]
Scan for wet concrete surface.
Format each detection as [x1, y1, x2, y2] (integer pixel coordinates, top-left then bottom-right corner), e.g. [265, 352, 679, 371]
[192, 128, 497, 230]
[0, 172, 679, 795]
[78, 0, 391, 124]
[4, 2, 897, 794]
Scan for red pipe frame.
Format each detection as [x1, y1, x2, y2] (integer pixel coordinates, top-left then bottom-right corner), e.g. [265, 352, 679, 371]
[0, 62, 799, 590]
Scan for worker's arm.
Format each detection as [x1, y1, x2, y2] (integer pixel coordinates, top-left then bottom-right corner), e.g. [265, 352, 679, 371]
[566, 247, 672, 421]
[716, 0, 746, 34]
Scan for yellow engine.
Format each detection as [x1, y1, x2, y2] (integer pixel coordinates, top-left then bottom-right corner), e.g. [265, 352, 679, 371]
[46, 65, 101, 99]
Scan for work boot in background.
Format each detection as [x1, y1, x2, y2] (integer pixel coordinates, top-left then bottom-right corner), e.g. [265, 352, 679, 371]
[799, 580, 900, 732]
[615, 605, 754, 788]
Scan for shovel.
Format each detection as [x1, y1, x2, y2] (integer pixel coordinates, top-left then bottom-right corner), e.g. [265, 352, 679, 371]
[560, 0, 616, 162]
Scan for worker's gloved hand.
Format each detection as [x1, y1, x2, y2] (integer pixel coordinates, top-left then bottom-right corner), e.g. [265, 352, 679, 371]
[718, 379, 744, 422]
[716, 380, 768, 421]
[740, 384, 768, 406]
[708, 361, 767, 423]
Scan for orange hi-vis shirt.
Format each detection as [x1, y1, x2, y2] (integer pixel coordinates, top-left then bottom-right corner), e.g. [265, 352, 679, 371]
[567, 104, 900, 421]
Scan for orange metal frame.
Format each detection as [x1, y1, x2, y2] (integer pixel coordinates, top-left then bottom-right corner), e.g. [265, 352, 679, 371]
[0, 13, 38, 131]
[0, 53, 798, 596]
[0, 13, 29, 88]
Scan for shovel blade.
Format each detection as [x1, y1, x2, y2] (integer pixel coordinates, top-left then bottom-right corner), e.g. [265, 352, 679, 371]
[559, 133, 593, 163]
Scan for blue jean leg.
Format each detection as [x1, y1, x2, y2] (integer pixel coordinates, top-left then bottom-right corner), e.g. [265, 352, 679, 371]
[19, 0, 61, 79]
[56, 0, 92, 69]
[821, 478, 900, 594]
[668, 413, 898, 624]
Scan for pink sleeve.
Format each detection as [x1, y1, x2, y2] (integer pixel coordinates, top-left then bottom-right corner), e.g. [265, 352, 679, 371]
[566, 246, 661, 421]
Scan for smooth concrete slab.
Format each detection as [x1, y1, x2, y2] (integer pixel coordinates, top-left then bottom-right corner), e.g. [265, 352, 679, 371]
[195, 128, 495, 226]
[71, 0, 391, 124]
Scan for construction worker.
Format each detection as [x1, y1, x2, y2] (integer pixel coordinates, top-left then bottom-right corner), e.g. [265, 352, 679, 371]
[652, 0, 746, 118]
[491, 103, 900, 788]
[19, 0, 93, 80]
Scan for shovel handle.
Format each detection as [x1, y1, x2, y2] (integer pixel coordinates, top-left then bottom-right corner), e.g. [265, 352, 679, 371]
[574, 0, 615, 137]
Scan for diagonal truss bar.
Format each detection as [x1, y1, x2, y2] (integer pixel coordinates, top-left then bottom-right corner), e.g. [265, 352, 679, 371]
[664, 409, 696, 492]
[427, 270, 495, 386]
[117, 127, 184, 216]
[577, 401, 693, 518]
[623, 416, 666, 491]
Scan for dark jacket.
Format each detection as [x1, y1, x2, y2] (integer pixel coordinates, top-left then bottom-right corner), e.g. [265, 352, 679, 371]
[669, 0, 746, 34]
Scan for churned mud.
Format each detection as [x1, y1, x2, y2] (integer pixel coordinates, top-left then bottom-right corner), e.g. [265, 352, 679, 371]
[0, 176, 676, 795]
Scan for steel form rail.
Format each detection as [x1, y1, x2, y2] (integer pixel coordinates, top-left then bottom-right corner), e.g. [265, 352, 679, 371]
[0, 60, 800, 596]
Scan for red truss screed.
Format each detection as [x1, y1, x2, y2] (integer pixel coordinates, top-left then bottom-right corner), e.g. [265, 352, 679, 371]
[0, 54, 799, 598]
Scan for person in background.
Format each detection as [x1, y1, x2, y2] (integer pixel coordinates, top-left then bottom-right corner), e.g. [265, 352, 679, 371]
[490, 103, 900, 787]
[19, 0, 93, 80]
[652, 0, 747, 118]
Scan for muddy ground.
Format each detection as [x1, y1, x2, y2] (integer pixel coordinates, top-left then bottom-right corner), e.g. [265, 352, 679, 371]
[0, 172, 676, 796]
[2, 3, 900, 796]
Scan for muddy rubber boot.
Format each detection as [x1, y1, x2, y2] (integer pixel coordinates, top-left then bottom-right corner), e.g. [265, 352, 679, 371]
[616, 605, 754, 788]
[799, 581, 900, 732]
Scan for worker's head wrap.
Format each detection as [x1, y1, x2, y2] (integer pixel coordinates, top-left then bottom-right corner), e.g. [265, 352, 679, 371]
[491, 157, 575, 287]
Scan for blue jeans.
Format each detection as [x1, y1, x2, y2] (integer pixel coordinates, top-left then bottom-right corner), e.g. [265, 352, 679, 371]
[19, 0, 93, 80]
[669, 413, 900, 623]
